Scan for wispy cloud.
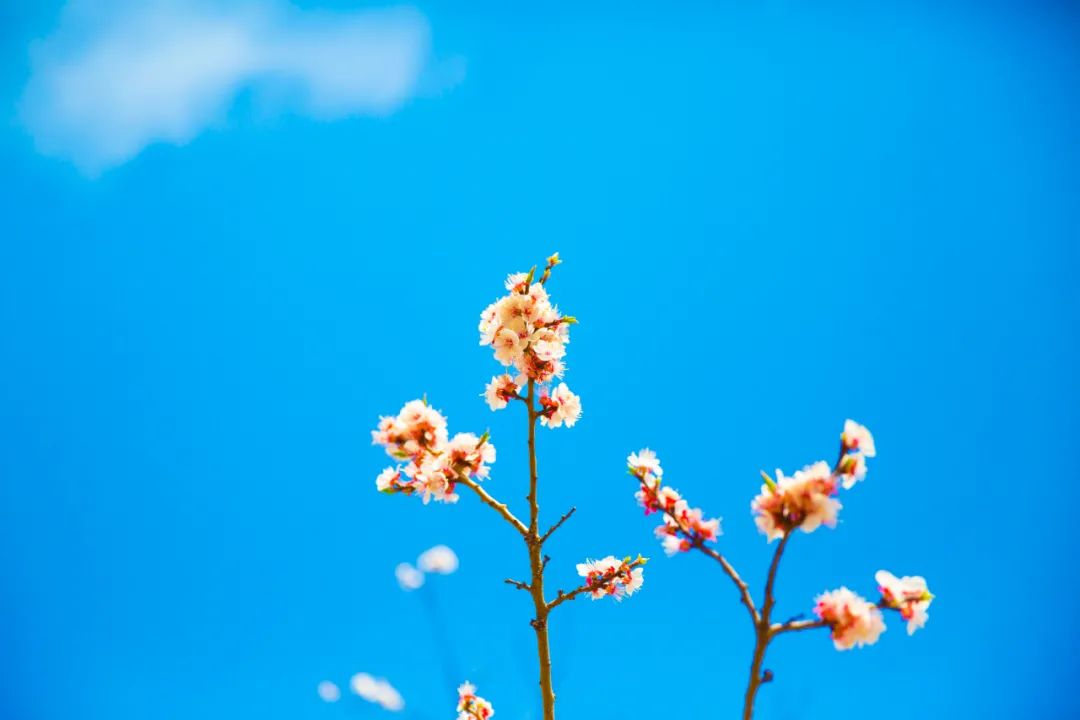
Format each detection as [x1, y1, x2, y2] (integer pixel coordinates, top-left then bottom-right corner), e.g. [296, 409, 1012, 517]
[19, 1, 459, 175]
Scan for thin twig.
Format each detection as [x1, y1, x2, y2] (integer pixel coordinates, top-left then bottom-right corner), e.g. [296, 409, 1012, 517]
[642, 478, 758, 623]
[504, 578, 531, 592]
[540, 506, 577, 545]
[456, 475, 529, 537]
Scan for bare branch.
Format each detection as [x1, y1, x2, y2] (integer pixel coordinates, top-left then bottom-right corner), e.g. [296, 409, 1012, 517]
[456, 475, 529, 537]
[504, 578, 531, 592]
[540, 506, 576, 545]
[770, 618, 829, 636]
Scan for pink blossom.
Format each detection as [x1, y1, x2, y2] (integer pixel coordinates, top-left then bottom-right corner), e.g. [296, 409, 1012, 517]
[575, 556, 646, 601]
[371, 399, 448, 460]
[457, 681, 494, 720]
[876, 570, 933, 635]
[628, 448, 663, 479]
[751, 462, 841, 541]
[483, 375, 520, 411]
[539, 383, 582, 428]
[814, 587, 886, 650]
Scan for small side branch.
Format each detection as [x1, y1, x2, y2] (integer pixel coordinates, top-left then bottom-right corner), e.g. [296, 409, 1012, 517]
[694, 542, 760, 625]
[504, 578, 531, 592]
[456, 475, 529, 537]
[539, 506, 576, 545]
[770, 618, 829, 636]
[642, 477, 759, 624]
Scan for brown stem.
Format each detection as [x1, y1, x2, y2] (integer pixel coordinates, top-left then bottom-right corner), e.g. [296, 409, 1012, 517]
[643, 477, 758, 623]
[456, 475, 528, 537]
[540, 506, 576, 545]
[525, 380, 557, 720]
[695, 542, 759, 624]
[742, 628, 770, 720]
[741, 532, 791, 720]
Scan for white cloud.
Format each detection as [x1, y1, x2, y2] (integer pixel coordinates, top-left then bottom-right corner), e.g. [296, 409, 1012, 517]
[18, 1, 456, 175]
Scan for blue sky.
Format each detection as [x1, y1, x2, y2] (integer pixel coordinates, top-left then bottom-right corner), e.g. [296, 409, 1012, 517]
[1, 1, 1078, 719]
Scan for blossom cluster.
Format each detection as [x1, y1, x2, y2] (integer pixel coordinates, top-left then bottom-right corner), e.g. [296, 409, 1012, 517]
[813, 571, 934, 650]
[876, 570, 933, 635]
[373, 400, 495, 504]
[750, 420, 875, 541]
[575, 555, 646, 601]
[479, 256, 582, 429]
[813, 587, 887, 651]
[457, 681, 494, 720]
[627, 449, 722, 556]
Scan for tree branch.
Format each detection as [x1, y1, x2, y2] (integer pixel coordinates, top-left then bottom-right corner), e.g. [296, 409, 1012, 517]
[641, 476, 758, 623]
[540, 506, 576, 545]
[761, 531, 791, 623]
[504, 578, 531, 592]
[456, 475, 529, 537]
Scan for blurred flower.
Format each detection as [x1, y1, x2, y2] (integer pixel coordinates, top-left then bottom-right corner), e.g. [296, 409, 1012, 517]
[876, 570, 933, 635]
[838, 419, 876, 488]
[317, 681, 340, 702]
[813, 587, 886, 650]
[751, 462, 840, 541]
[628, 448, 663, 479]
[457, 681, 494, 720]
[351, 672, 404, 711]
[418, 545, 459, 574]
[395, 563, 425, 591]
[841, 419, 876, 457]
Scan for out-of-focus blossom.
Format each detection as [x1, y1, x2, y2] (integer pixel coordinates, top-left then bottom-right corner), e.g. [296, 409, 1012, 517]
[418, 545, 459, 574]
[395, 562, 425, 591]
[751, 462, 840, 541]
[842, 419, 876, 457]
[628, 448, 663, 479]
[813, 587, 886, 650]
[876, 570, 933, 635]
[539, 382, 581, 428]
[317, 681, 340, 702]
[351, 673, 405, 711]
[838, 419, 876, 488]
[575, 555, 646, 601]
[457, 681, 494, 720]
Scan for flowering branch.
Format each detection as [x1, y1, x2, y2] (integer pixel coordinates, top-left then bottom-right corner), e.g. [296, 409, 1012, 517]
[547, 556, 648, 610]
[628, 421, 935, 720]
[374, 255, 645, 720]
